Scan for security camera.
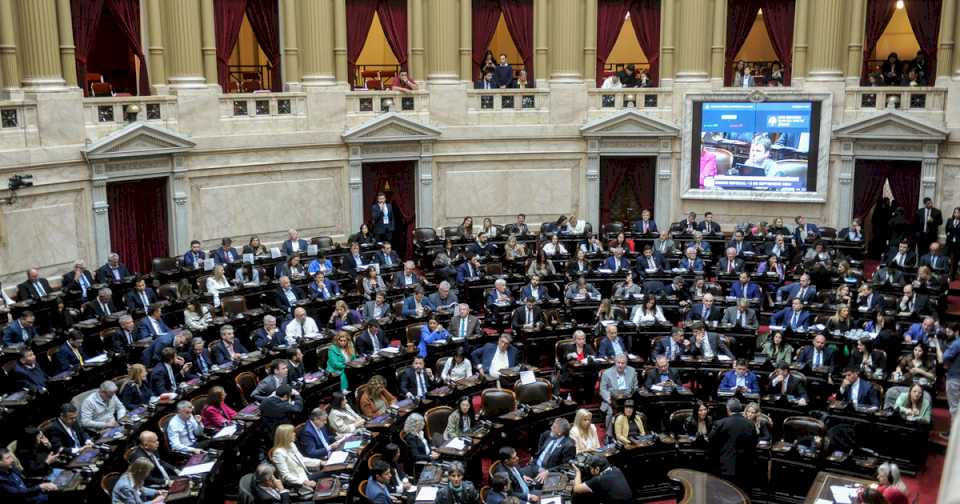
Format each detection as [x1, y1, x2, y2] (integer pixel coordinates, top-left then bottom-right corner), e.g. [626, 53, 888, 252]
[8, 174, 33, 191]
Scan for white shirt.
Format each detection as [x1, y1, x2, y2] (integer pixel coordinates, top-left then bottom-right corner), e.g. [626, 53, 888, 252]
[206, 276, 230, 295]
[166, 414, 203, 453]
[631, 305, 666, 325]
[490, 348, 510, 378]
[284, 316, 320, 344]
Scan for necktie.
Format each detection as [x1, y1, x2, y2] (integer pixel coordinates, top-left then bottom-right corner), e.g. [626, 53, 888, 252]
[124, 331, 132, 346]
[417, 372, 426, 397]
[798, 288, 805, 301]
[71, 345, 84, 366]
[741, 313, 747, 327]
[35, 282, 46, 297]
[198, 354, 208, 374]
[925, 209, 930, 232]
[643, 222, 648, 233]
[192, 253, 199, 267]
[898, 255, 904, 266]
[728, 261, 733, 273]
[791, 313, 799, 329]
[526, 309, 532, 325]
[648, 258, 655, 269]
[670, 342, 677, 359]
[140, 292, 149, 308]
[64, 421, 79, 447]
[101, 302, 110, 315]
[702, 307, 708, 319]
[781, 377, 788, 395]
[371, 332, 380, 352]
[460, 319, 467, 337]
[299, 319, 306, 337]
[814, 350, 821, 368]
[226, 251, 234, 262]
[736, 242, 741, 254]
[113, 268, 120, 281]
[614, 259, 619, 272]
[385, 255, 392, 266]
[537, 438, 559, 468]
[467, 264, 474, 278]
[166, 364, 176, 389]
[512, 467, 529, 496]
[150, 452, 170, 480]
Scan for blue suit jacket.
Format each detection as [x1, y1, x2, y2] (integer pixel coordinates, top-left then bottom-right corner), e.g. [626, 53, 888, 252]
[142, 332, 175, 366]
[602, 256, 631, 272]
[212, 247, 240, 265]
[456, 262, 480, 285]
[2, 320, 38, 345]
[0, 466, 47, 504]
[793, 223, 820, 243]
[770, 308, 811, 330]
[719, 370, 760, 394]
[297, 422, 336, 459]
[471, 343, 519, 373]
[402, 296, 436, 317]
[841, 379, 880, 407]
[904, 323, 932, 345]
[371, 203, 395, 234]
[308, 279, 341, 300]
[13, 362, 47, 392]
[631, 219, 658, 234]
[148, 363, 177, 395]
[275, 286, 306, 312]
[797, 345, 836, 370]
[598, 336, 628, 358]
[252, 328, 287, 349]
[211, 340, 249, 365]
[520, 285, 549, 301]
[136, 316, 171, 342]
[282, 239, 309, 256]
[365, 477, 392, 504]
[54, 343, 87, 373]
[777, 283, 817, 304]
[678, 257, 704, 272]
[730, 282, 762, 300]
[181, 250, 206, 269]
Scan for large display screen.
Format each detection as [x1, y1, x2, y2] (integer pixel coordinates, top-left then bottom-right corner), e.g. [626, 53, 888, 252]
[691, 101, 820, 192]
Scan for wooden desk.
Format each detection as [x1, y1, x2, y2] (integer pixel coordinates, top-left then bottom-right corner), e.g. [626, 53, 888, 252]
[667, 468, 750, 504]
[803, 471, 873, 503]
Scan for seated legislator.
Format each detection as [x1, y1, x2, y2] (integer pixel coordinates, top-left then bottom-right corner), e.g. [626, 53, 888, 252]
[253, 315, 286, 350]
[920, 242, 949, 273]
[797, 334, 837, 372]
[654, 327, 691, 361]
[96, 253, 131, 284]
[375, 242, 401, 268]
[298, 408, 339, 460]
[429, 281, 459, 311]
[630, 294, 667, 324]
[886, 240, 917, 269]
[569, 409, 600, 453]
[838, 219, 864, 242]
[401, 413, 440, 463]
[683, 401, 713, 438]
[854, 283, 885, 314]
[644, 356, 681, 390]
[79, 380, 126, 432]
[898, 285, 930, 318]
[136, 305, 173, 343]
[13, 349, 48, 394]
[775, 273, 817, 304]
[761, 332, 793, 365]
[837, 367, 881, 408]
[564, 276, 600, 302]
[615, 271, 644, 299]
[568, 250, 593, 277]
[62, 260, 96, 299]
[283, 307, 321, 344]
[400, 356, 437, 400]
[417, 318, 450, 358]
[686, 231, 712, 255]
[182, 240, 206, 270]
[393, 261, 422, 289]
[767, 363, 808, 404]
[141, 328, 188, 368]
[363, 290, 392, 322]
[764, 234, 791, 261]
[632, 209, 658, 235]
[124, 278, 158, 312]
[602, 247, 630, 273]
[129, 431, 179, 487]
[895, 383, 931, 423]
[600, 355, 638, 423]
[270, 424, 323, 490]
[903, 317, 940, 346]
[358, 375, 397, 418]
[598, 324, 627, 358]
[261, 385, 304, 436]
[252, 359, 289, 403]
[527, 253, 557, 278]
[212, 237, 240, 265]
[149, 347, 191, 396]
[793, 216, 821, 246]
[366, 460, 395, 504]
[16, 268, 54, 302]
[342, 242, 372, 272]
[328, 392, 366, 435]
[689, 325, 734, 360]
[455, 254, 483, 286]
[716, 248, 744, 275]
[826, 306, 854, 334]
[308, 271, 341, 301]
[467, 232, 497, 258]
[698, 212, 722, 235]
[613, 400, 647, 447]
[721, 299, 759, 330]
[686, 293, 722, 323]
[44, 403, 91, 452]
[635, 247, 666, 277]
[54, 331, 90, 373]
[441, 348, 474, 383]
[118, 364, 152, 410]
[436, 462, 480, 504]
[542, 234, 568, 257]
[82, 288, 118, 320]
[211, 325, 248, 365]
[3, 311, 38, 345]
[328, 300, 362, 331]
[730, 272, 761, 301]
[243, 236, 269, 257]
[528, 418, 577, 477]
[274, 276, 305, 313]
[471, 334, 519, 379]
[744, 403, 771, 443]
[718, 359, 761, 395]
[520, 275, 550, 303]
[651, 230, 677, 257]
[360, 267, 387, 299]
[281, 229, 308, 257]
[355, 321, 390, 357]
[770, 298, 811, 331]
[726, 230, 753, 257]
[511, 297, 545, 334]
[0, 446, 59, 504]
[677, 248, 704, 273]
[756, 256, 785, 282]
[872, 265, 905, 287]
[403, 287, 435, 318]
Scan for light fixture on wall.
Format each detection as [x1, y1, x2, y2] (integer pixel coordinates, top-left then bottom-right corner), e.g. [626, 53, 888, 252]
[1, 174, 33, 204]
[896, 0, 904, 9]
[124, 104, 141, 123]
[382, 97, 395, 113]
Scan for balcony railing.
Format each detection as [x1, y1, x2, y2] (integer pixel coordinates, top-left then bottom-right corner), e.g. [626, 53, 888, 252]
[466, 88, 549, 112]
[82, 95, 177, 139]
[345, 90, 429, 115]
[845, 86, 946, 112]
[219, 92, 306, 119]
[0, 100, 38, 149]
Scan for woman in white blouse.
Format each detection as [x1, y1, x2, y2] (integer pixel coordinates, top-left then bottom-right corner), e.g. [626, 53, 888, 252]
[481, 218, 498, 238]
[568, 408, 600, 453]
[270, 424, 323, 489]
[327, 392, 365, 435]
[441, 348, 473, 383]
[183, 301, 212, 332]
[567, 214, 586, 235]
[542, 234, 568, 256]
[631, 294, 668, 325]
[205, 265, 231, 295]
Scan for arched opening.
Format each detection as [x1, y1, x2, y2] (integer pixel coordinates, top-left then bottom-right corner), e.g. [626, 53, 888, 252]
[862, 0, 939, 85]
[472, 0, 535, 86]
[724, 0, 795, 87]
[214, 0, 282, 93]
[71, 0, 149, 96]
[347, 0, 408, 90]
[595, 0, 660, 88]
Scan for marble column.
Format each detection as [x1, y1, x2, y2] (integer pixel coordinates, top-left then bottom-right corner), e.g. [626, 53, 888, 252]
[0, 0, 20, 90]
[655, 139, 673, 225]
[549, 0, 583, 81]
[171, 155, 190, 254]
[792, 0, 809, 81]
[709, 0, 727, 84]
[164, 0, 206, 88]
[16, 0, 65, 88]
[458, 0, 471, 81]
[91, 163, 111, 265]
[937, 0, 956, 84]
[146, 0, 166, 89]
[334, 0, 348, 84]
[585, 139, 600, 229]
[300, 0, 336, 85]
[583, 0, 597, 83]
[674, 0, 710, 82]
[424, 0, 459, 82]
[921, 144, 939, 205]
[55, 0, 76, 87]
[837, 140, 855, 227]
[844, 0, 865, 85]
[954, 0, 960, 78]
[200, 0, 217, 87]
[659, 0, 675, 84]
[534, 0, 548, 83]
[411, 0, 425, 80]
[349, 157, 364, 231]
[417, 143, 435, 227]
[806, 0, 844, 80]
[283, 0, 300, 89]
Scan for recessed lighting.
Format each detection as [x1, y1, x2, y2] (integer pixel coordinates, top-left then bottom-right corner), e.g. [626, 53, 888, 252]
[896, 0, 904, 9]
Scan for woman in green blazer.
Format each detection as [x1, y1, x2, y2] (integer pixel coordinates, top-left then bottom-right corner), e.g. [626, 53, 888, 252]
[326, 330, 356, 390]
[894, 383, 931, 423]
[761, 331, 793, 365]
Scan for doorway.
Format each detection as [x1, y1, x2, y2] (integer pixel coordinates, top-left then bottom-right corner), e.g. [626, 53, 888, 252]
[852, 159, 921, 258]
[106, 178, 170, 274]
[362, 161, 417, 259]
[599, 156, 656, 225]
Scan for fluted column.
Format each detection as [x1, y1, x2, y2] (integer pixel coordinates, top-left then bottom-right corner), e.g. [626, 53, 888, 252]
[844, 0, 865, 83]
[17, 0, 65, 88]
[534, 0, 548, 83]
[164, 0, 205, 88]
[709, 0, 727, 82]
[659, 0, 675, 83]
[200, 0, 217, 87]
[459, 0, 471, 81]
[334, 0, 347, 83]
[583, 0, 597, 83]
[806, 0, 843, 80]
[0, 0, 20, 90]
[146, 0, 166, 89]
[411, 0, 424, 79]
[55, 0, 76, 87]
[283, 0, 300, 88]
[937, 0, 955, 84]
[300, 0, 336, 85]
[792, 0, 809, 79]
[549, 0, 583, 80]
[674, 0, 710, 82]
[424, 0, 459, 82]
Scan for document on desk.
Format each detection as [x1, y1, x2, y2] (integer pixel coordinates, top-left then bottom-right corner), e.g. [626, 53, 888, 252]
[519, 371, 536, 385]
[86, 354, 109, 364]
[814, 499, 832, 504]
[380, 346, 400, 354]
[180, 462, 215, 476]
[326, 451, 349, 465]
[444, 438, 466, 450]
[829, 485, 859, 504]
[415, 486, 438, 502]
[541, 496, 562, 504]
[214, 425, 237, 438]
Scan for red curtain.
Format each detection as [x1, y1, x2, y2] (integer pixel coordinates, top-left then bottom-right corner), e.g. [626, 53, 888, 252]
[904, 0, 942, 82]
[853, 160, 921, 222]
[500, 0, 535, 83]
[596, 0, 630, 86]
[245, 0, 282, 91]
[347, 0, 378, 87]
[107, 178, 170, 275]
[214, 0, 249, 92]
[887, 163, 921, 222]
[759, 0, 794, 85]
[628, 0, 660, 85]
[472, 0, 502, 80]
[377, 0, 409, 71]
[853, 160, 889, 220]
[724, 0, 761, 85]
[861, 0, 897, 83]
[105, 0, 149, 95]
[599, 157, 655, 225]
[362, 162, 417, 259]
[71, 0, 106, 95]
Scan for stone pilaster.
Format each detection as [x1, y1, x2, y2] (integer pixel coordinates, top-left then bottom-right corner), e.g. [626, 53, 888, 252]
[792, 0, 809, 82]
[534, 0, 548, 83]
[709, 0, 726, 85]
[283, 0, 300, 89]
[583, 0, 597, 83]
[146, 0, 166, 90]
[549, 0, 583, 81]
[200, 0, 217, 87]
[459, 0, 471, 81]
[411, 0, 425, 79]
[16, 0, 65, 89]
[844, 0, 865, 85]
[55, 0, 76, 87]
[163, 0, 206, 88]
[0, 0, 20, 90]
[424, 0, 459, 82]
[936, 0, 955, 85]
[300, 0, 336, 86]
[806, 0, 844, 81]
[674, 0, 710, 82]
[334, 0, 348, 84]
[659, 0, 675, 85]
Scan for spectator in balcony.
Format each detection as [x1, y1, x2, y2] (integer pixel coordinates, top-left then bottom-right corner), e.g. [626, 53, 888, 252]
[617, 64, 638, 87]
[601, 73, 622, 89]
[768, 62, 784, 86]
[911, 51, 928, 82]
[494, 54, 514, 88]
[866, 67, 883, 86]
[388, 71, 418, 93]
[881, 52, 901, 85]
[732, 60, 746, 86]
[900, 68, 925, 87]
[738, 64, 755, 88]
[637, 69, 652, 88]
[480, 50, 497, 76]
[514, 69, 532, 89]
[475, 70, 496, 90]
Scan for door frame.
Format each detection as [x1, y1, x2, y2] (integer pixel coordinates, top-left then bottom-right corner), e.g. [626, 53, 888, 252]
[598, 155, 658, 225]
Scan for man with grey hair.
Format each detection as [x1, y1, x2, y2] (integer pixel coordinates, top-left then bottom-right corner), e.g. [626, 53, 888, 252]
[166, 400, 205, 454]
[297, 408, 339, 459]
[449, 303, 481, 339]
[112, 314, 138, 357]
[708, 397, 758, 490]
[600, 353, 637, 428]
[82, 287, 117, 319]
[97, 252, 131, 283]
[211, 324, 248, 365]
[394, 260, 422, 289]
[428, 280, 458, 311]
[529, 417, 576, 483]
[282, 229, 307, 257]
[284, 307, 319, 344]
[62, 259, 95, 299]
[253, 314, 285, 349]
[80, 380, 126, 431]
[487, 278, 513, 308]
[252, 463, 290, 501]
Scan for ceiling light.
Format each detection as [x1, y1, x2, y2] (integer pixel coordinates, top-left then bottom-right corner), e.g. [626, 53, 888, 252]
[896, 0, 904, 9]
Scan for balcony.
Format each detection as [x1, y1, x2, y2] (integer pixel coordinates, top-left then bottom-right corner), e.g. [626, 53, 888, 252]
[465, 88, 550, 125]
[83, 95, 177, 140]
[345, 90, 429, 128]
[218, 91, 308, 134]
[586, 88, 673, 122]
[0, 100, 38, 150]
[844, 86, 946, 124]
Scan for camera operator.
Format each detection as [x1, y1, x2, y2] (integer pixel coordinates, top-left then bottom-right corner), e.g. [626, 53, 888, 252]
[572, 454, 631, 504]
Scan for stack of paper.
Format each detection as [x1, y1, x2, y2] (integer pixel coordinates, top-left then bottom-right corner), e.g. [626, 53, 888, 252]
[326, 451, 349, 464]
[415, 487, 438, 502]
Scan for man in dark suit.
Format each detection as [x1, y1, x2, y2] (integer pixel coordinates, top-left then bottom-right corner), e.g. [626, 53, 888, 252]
[686, 293, 722, 323]
[183, 337, 214, 378]
[111, 315, 139, 357]
[467, 233, 497, 258]
[124, 278, 158, 313]
[82, 288, 118, 320]
[297, 408, 339, 460]
[371, 193, 395, 243]
[251, 360, 288, 402]
[598, 325, 628, 358]
[654, 327, 691, 361]
[631, 209, 658, 235]
[366, 460, 394, 504]
[527, 419, 577, 480]
[281, 229, 309, 257]
[342, 243, 370, 272]
[885, 240, 917, 270]
[767, 363, 808, 404]
[252, 315, 286, 349]
[475, 70, 496, 89]
[2, 311, 37, 345]
[635, 246, 666, 277]
[448, 303, 482, 339]
[708, 399, 758, 490]
[730, 272, 761, 300]
[355, 321, 390, 356]
[212, 238, 240, 265]
[792, 216, 821, 246]
[718, 359, 761, 395]
[13, 348, 47, 393]
[44, 403, 91, 452]
[286, 348, 305, 384]
[182, 240, 207, 270]
[471, 334, 519, 377]
[644, 355, 681, 389]
[519, 276, 549, 303]
[149, 347, 190, 395]
[716, 247, 744, 275]
[142, 330, 188, 367]
[375, 242, 401, 268]
[275, 276, 305, 313]
[0, 446, 58, 502]
[838, 367, 881, 408]
[493, 447, 539, 503]
[210, 325, 248, 365]
[260, 384, 303, 436]
[689, 324, 734, 359]
[399, 356, 436, 399]
[136, 305, 171, 342]
[797, 334, 836, 372]
[54, 332, 88, 373]
[697, 211, 722, 235]
[129, 431, 179, 487]
[455, 254, 482, 286]
[61, 260, 96, 299]
[493, 54, 514, 87]
[95, 253, 132, 284]
[775, 274, 817, 304]
[854, 284, 884, 315]
[721, 300, 759, 330]
[602, 247, 631, 273]
[898, 284, 930, 317]
[510, 297, 545, 334]
[726, 231, 752, 257]
[771, 298, 812, 331]
[919, 242, 949, 274]
[914, 197, 943, 254]
[16, 268, 53, 302]
[393, 261, 422, 289]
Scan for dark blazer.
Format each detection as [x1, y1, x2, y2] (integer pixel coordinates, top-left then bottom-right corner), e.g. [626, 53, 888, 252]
[533, 431, 576, 469]
[129, 447, 179, 487]
[631, 219, 658, 234]
[403, 432, 433, 463]
[118, 380, 152, 409]
[568, 260, 592, 276]
[770, 308, 811, 330]
[399, 368, 435, 398]
[914, 207, 943, 236]
[211, 340, 249, 365]
[698, 221, 722, 235]
[392, 271, 422, 289]
[730, 282, 762, 299]
[297, 421, 336, 459]
[598, 336, 628, 358]
[946, 217, 960, 247]
[376, 250, 401, 267]
[111, 328, 139, 356]
[654, 336, 690, 360]
[141, 332, 175, 366]
[260, 395, 304, 434]
[341, 253, 369, 272]
[766, 374, 808, 399]
[797, 345, 837, 371]
[635, 254, 666, 274]
[365, 478, 392, 504]
[82, 299, 119, 319]
[185, 350, 214, 377]
[475, 78, 496, 89]
[274, 286, 305, 312]
[148, 362, 178, 395]
[62, 270, 96, 292]
[840, 379, 881, 407]
[456, 262, 481, 285]
[124, 288, 158, 312]
[212, 247, 241, 265]
[16, 278, 53, 301]
[510, 305, 544, 332]
[371, 202, 396, 236]
[644, 367, 681, 389]
[688, 333, 734, 359]
[287, 360, 305, 384]
[95, 264, 131, 284]
[355, 329, 390, 356]
[716, 257, 744, 274]
[492, 464, 530, 501]
[252, 328, 287, 349]
[686, 303, 722, 323]
[448, 314, 482, 339]
[44, 418, 90, 452]
[708, 414, 758, 481]
[726, 240, 753, 256]
[54, 343, 87, 373]
[470, 343, 518, 374]
[13, 362, 47, 393]
[2, 320, 38, 345]
[182, 250, 207, 270]
[281, 239, 309, 257]
[919, 253, 949, 272]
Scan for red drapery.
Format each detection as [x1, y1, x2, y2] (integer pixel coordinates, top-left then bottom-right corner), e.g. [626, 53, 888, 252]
[214, 0, 249, 92]
[87, 8, 137, 94]
[596, 0, 630, 86]
[853, 160, 921, 222]
[628, 0, 661, 86]
[71, 0, 106, 95]
[346, 0, 378, 87]
[759, 0, 794, 85]
[107, 178, 170, 275]
[377, 0, 409, 71]
[599, 157, 655, 225]
[904, 0, 942, 82]
[105, 0, 149, 95]
[362, 162, 417, 259]
[861, 0, 897, 83]
[245, 0, 282, 91]
[472, 0, 503, 80]
[500, 0, 535, 83]
[723, 0, 761, 85]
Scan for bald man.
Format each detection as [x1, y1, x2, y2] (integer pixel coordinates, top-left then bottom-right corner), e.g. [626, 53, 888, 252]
[129, 431, 179, 487]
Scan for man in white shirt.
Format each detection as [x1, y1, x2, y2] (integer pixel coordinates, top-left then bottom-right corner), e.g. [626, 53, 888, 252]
[166, 400, 205, 454]
[80, 380, 127, 432]
[471, 335, 517, 379]
[284, 307, 320, 344]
